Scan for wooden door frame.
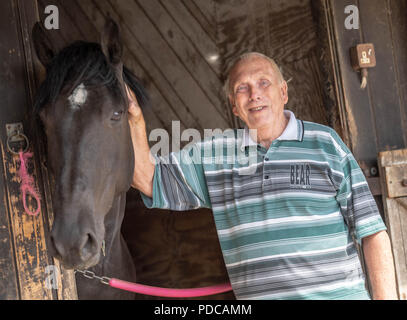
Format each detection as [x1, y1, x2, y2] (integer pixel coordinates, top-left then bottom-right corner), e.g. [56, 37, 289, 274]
[321, 0, 407, 299]
[0, 0, 77, 300]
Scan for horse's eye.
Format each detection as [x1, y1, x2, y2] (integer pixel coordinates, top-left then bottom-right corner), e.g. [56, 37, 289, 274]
[111, 110, 124, 121]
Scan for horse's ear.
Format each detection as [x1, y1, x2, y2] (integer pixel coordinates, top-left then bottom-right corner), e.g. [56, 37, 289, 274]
[32, 22, 56, 67]
[101, 18, 123, 66]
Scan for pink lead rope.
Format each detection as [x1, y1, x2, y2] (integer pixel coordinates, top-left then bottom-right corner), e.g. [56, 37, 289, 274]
[109, 278, 232, 298]
[18, 151, 41, 216]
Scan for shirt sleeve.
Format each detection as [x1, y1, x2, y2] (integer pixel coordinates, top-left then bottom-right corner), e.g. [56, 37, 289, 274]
[332, 132, 387, 243]
[140, 143, 212, 211]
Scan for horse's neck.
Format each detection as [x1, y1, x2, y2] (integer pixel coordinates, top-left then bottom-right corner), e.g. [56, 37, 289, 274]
[92, 192, 135, 279]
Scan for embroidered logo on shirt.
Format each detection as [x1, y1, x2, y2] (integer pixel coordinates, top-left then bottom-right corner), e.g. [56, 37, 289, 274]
[290, 164, 311, 188]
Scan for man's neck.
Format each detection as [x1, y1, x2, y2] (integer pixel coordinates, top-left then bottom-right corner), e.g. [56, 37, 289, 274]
[250, 112, 289, 149]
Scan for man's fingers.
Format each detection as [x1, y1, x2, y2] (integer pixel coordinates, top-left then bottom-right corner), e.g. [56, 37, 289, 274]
[125, 84, 140, 106]
[125, 84, 143, 121]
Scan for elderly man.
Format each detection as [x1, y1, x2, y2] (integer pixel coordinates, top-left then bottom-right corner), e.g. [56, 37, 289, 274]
[127, 52, 398, 300]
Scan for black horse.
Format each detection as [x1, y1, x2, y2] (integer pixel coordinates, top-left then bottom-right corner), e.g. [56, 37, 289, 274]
[32, 19, 148, 299]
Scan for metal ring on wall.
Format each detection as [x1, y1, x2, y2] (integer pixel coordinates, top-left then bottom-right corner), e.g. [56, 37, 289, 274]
[6, 131, 29, 155]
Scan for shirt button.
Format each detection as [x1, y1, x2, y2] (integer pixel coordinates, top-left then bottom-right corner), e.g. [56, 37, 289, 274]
[264, 175, 270, 179]
[265, 157, 269, 161]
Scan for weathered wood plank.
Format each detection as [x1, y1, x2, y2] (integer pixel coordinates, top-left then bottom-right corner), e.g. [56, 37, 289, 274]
[1, 145, 54, 300]
[159, 0, 221, 76]
[217, 0, 318, 71]
[0, 0, 50, 300]
[288, 49, 328, 125]
[383, 165, 407, 198]
[52, 0, 84, 43]
[379, 149, 407, 300]
[0, 0, 78, 300]
[137, 0, 229, 124]
[388, 0, 407, 147]
[380, 147, 407, 167]
[181, 0, 217, 43]
[192, 0, 217, 30]
[0, 143, 19, 300]
[358, 0, 405, 151]
[106, 0, 229, 129]
[379, 149, 407, 198]
[58, 0, 99, 43]
[310, 0, 344, 137]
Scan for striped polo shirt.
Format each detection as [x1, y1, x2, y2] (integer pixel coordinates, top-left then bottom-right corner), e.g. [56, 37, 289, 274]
[141, 110, 386, 300]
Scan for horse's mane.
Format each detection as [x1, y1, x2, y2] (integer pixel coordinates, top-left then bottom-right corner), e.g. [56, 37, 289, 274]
[33, 40, 149, 114]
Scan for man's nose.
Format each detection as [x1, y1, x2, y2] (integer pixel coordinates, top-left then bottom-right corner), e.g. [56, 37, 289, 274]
[249, 86, 262, 102]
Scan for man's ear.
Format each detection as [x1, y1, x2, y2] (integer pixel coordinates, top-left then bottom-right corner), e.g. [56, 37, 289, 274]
[280, 80, 288, 104]
[101, 18, 123, 66]
[32, 22, 56, 67]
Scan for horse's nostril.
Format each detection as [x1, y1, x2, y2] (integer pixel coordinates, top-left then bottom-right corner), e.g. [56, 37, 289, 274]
[80, 233, 98, 261]
[50, 234, 65, 257]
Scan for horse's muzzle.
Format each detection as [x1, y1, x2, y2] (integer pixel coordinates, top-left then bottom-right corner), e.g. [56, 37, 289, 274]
[49, 231, 100, 269]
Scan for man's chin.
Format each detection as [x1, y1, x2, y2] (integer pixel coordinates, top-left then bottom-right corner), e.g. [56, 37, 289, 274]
[246, 119, 272, 131]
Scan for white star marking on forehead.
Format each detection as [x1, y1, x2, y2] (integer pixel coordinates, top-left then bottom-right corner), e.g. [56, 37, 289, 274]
[68, 83, 88, 109]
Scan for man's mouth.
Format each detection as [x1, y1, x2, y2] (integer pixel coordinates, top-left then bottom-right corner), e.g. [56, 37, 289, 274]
[249, 105, 267, 112]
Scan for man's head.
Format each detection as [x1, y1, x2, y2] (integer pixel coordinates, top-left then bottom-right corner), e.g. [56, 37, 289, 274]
[225, 52, 288, 130]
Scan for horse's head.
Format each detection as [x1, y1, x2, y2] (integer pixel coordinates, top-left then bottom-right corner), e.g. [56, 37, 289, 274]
[32, 19, 147, 269]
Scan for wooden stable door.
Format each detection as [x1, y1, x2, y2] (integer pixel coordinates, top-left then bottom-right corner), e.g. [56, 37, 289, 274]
[379, 149, 407, 300]
[327, 0, 407, 300]
[0, 0, 76, 299]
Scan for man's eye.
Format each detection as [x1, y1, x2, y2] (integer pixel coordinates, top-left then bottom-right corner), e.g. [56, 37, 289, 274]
[260, 80, 270, 87]
[236, 85, 248, 93]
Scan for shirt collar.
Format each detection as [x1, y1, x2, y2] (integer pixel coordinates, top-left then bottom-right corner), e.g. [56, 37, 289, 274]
[240, 110, 302, 150]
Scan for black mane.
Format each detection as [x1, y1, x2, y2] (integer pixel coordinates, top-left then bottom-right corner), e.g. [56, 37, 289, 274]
[33, 40, 149, 114]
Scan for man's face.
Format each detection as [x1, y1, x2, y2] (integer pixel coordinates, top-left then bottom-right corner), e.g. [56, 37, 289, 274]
[228, 57, 288, 130]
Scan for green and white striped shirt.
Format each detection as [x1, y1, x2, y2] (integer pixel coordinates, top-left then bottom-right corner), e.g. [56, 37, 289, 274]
[141, 110, 386, 300]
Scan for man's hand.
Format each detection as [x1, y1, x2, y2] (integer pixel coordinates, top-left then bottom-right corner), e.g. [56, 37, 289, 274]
[126, 84, 155, 197]
[126, 84, 143, 123]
